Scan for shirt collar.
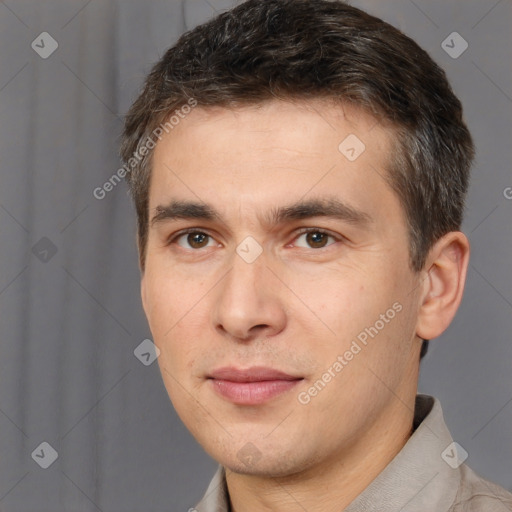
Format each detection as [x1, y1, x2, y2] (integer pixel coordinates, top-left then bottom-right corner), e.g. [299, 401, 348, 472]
[344, 394, 459, 511]
[195, 462, 230, 512]
[195, 395, 460, 512]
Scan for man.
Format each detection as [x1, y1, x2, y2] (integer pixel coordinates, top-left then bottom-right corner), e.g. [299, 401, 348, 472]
[120, 0, 512, 510]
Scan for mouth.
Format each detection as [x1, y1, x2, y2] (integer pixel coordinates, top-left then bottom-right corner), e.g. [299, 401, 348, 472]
[207, 366, 304, 405]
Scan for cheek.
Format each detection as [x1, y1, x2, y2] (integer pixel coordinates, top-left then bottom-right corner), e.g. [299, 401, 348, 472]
[290, 260, 414, 366]
[143, 272, 198, 372]
[144, 264, 203, 334]
[284, 266, 382, 343]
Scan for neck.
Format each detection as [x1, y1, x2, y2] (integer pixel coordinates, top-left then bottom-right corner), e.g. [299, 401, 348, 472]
[226, 392, 417, 512]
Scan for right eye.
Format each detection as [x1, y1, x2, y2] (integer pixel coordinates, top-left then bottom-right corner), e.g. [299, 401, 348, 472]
[170, 230, 218, 250]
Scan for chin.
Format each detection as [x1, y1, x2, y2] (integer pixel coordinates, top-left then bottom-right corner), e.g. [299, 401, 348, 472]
[211, 439, 319, 479]
[224, 457, 300, 478]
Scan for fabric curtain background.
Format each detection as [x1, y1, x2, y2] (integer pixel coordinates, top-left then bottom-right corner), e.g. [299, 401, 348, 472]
[0, 1, 510, 510]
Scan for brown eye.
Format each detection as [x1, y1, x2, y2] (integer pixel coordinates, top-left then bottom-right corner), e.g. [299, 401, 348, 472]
[174, 231, 215, 249]
[188, 232, 209, 248]
[306, 232, 329, 248]
[295, 230, 336, 249]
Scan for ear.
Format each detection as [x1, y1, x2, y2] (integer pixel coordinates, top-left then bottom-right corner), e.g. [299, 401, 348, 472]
[416, 231, 470, 340]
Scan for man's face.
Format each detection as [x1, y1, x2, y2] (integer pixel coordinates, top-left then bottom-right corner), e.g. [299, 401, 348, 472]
[142, 99, 423, 477]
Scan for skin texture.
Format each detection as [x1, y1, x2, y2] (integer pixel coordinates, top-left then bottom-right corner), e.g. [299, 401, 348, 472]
[141, 99, 470, 512]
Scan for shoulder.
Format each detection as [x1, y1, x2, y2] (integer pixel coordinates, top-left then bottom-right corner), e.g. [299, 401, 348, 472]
[450, 464, 512, 511]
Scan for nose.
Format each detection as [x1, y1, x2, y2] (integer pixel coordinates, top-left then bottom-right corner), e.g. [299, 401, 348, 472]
[211, 247, 287, 342]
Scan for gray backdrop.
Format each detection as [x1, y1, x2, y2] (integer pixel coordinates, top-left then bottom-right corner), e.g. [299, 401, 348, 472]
[0, 0, 510, 510]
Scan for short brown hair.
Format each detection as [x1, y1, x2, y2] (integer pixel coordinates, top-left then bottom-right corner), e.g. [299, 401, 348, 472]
[120, 0, 474, 274]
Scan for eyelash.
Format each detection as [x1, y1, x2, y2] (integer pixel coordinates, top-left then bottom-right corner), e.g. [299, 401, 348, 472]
[167, 227, 342, 250]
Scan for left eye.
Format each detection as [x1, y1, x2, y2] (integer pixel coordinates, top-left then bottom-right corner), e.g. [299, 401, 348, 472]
[294, 230, 337, 249]
[175, 231, 217, 249]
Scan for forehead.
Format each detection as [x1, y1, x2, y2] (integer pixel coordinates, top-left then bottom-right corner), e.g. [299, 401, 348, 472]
[148, 99, 400, 224]
[153, 98, 393, 156]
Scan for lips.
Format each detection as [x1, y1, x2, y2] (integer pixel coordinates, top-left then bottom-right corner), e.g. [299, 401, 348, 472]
[208, 366, 303, 405]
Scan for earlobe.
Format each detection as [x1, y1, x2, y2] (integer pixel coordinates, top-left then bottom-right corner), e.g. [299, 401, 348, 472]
[416, 232, 470, 341]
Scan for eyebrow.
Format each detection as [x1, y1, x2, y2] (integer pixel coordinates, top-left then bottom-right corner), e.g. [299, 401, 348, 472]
[150, 198, 372, 229]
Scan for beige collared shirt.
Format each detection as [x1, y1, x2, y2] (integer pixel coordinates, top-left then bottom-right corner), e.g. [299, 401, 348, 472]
[194, 395, 512, 511]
